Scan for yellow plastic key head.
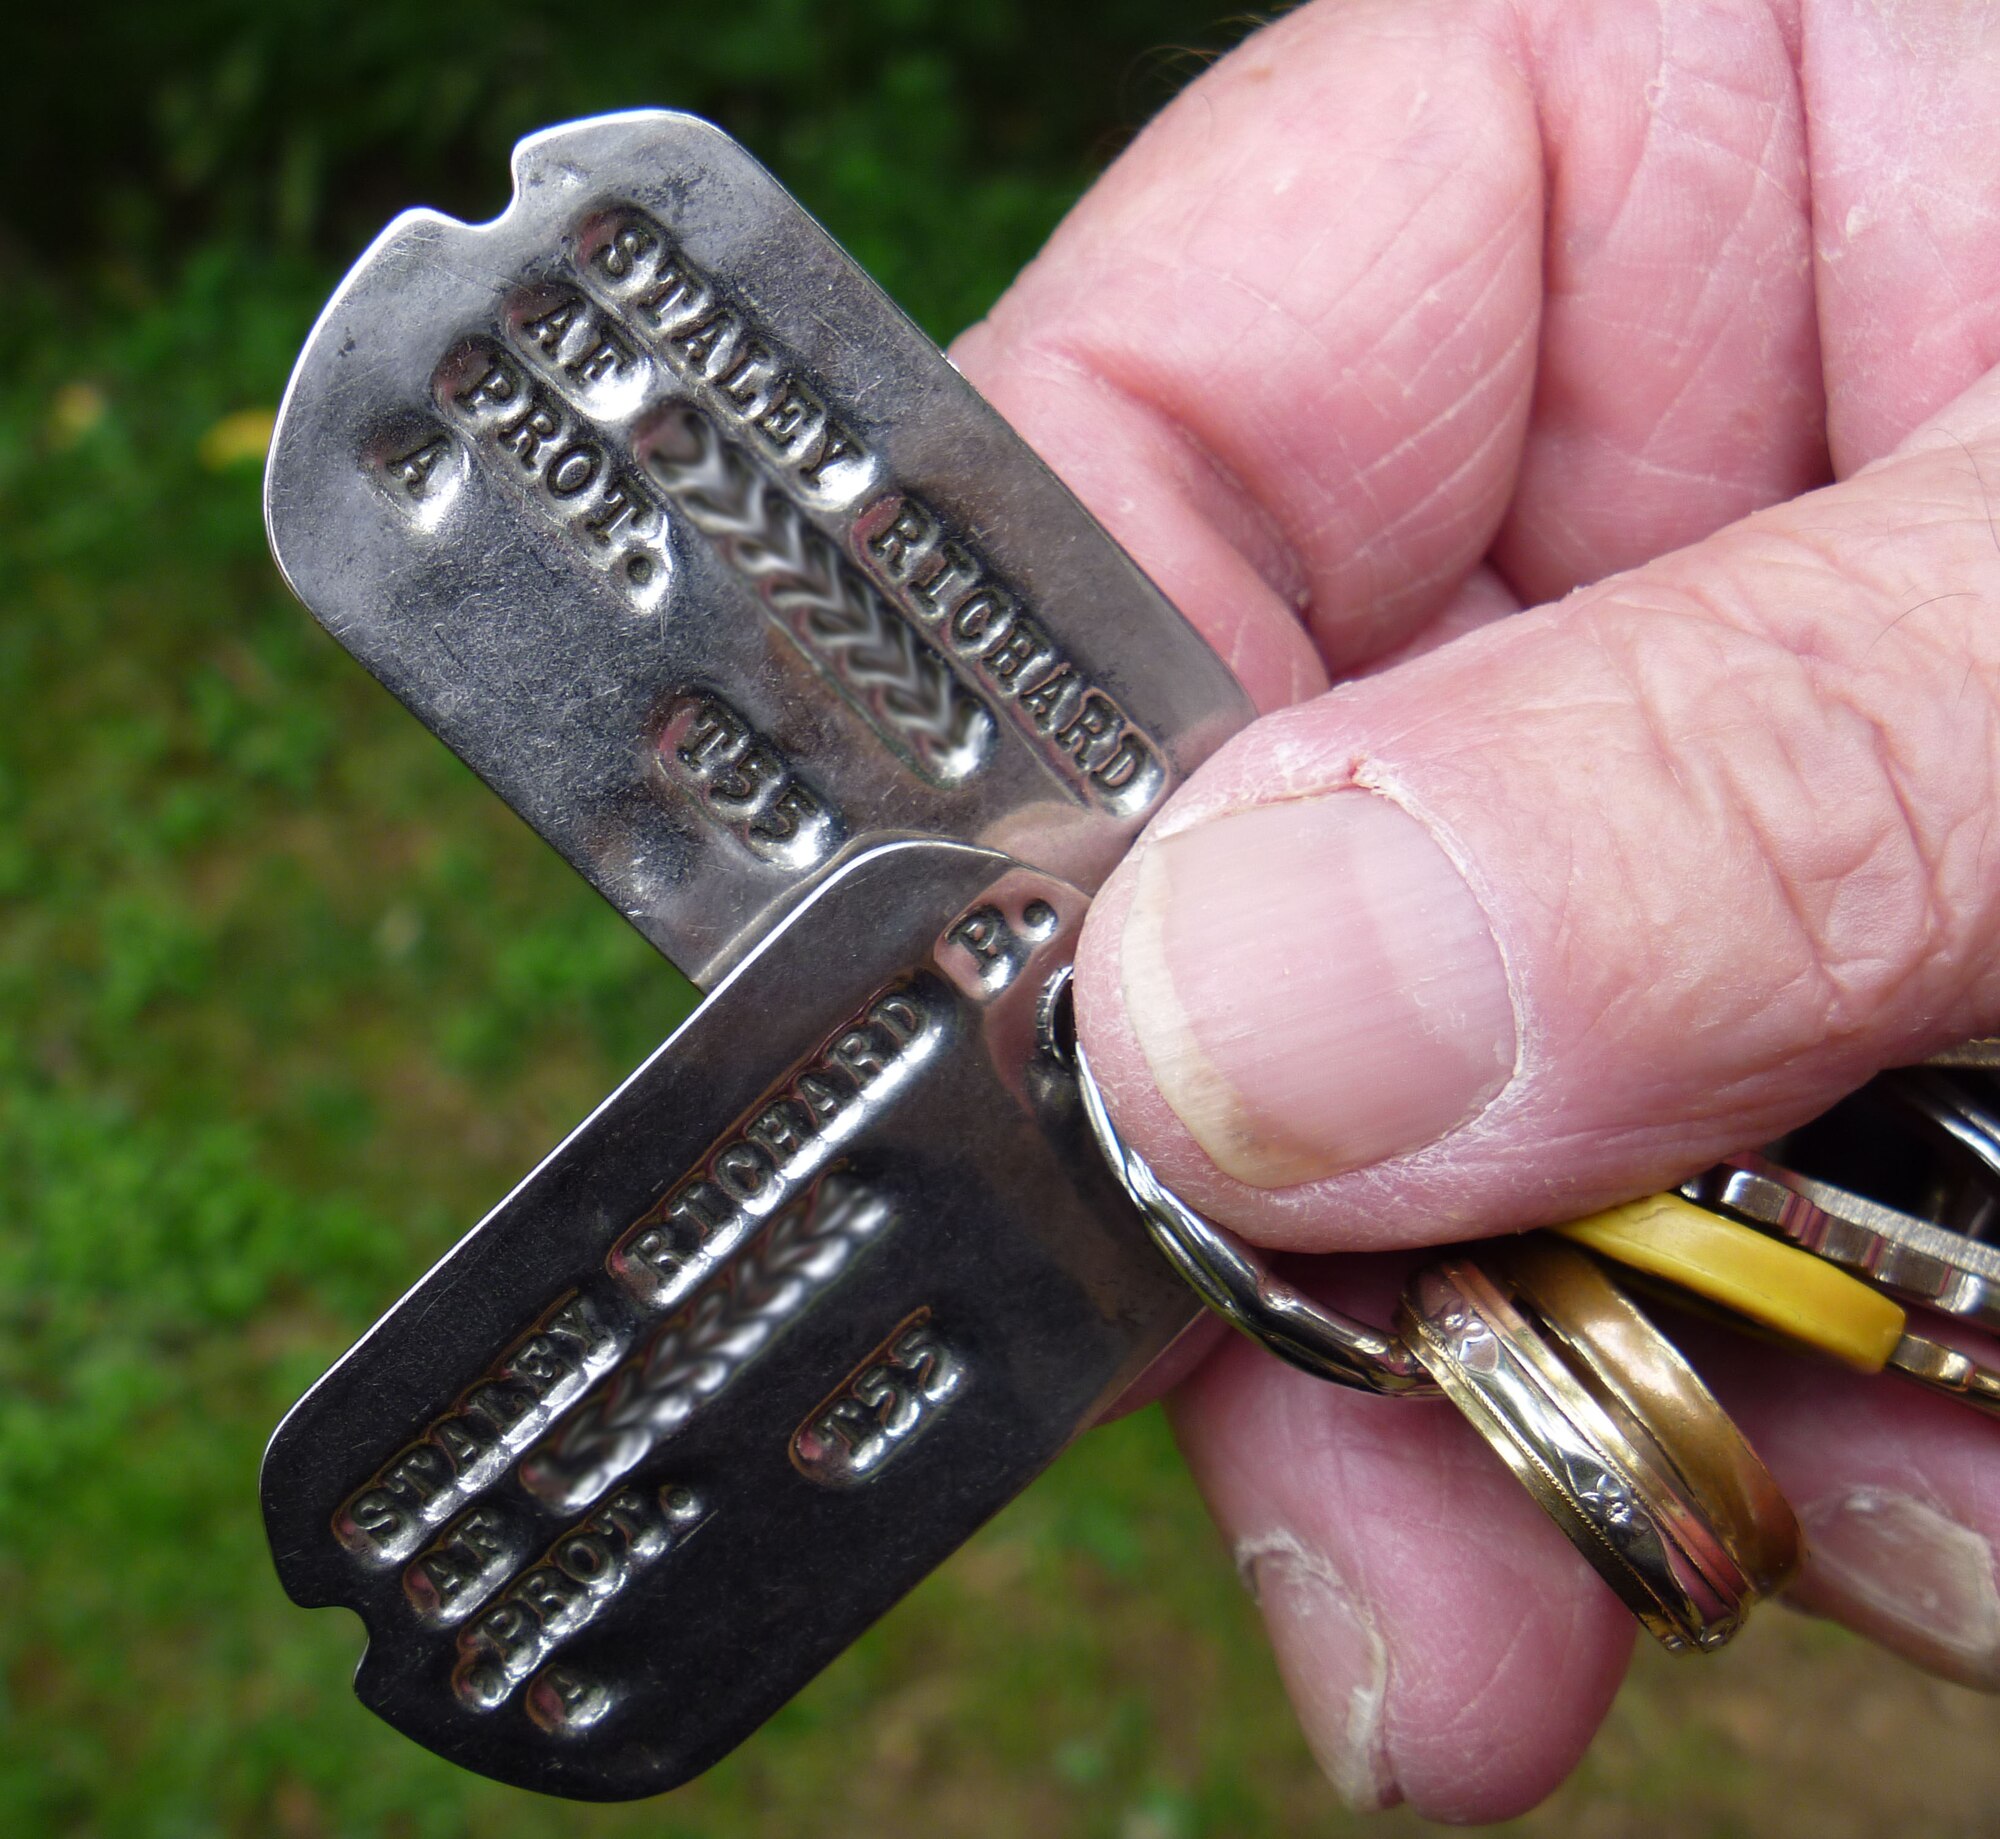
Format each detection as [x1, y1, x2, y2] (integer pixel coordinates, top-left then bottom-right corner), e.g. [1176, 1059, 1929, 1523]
[1553, 1193, 1907, 1372]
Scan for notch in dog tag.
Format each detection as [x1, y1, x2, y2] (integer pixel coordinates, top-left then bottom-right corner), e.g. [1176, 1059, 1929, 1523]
[265, 112, 1251, 989]
[260, 841, 1199, 1799]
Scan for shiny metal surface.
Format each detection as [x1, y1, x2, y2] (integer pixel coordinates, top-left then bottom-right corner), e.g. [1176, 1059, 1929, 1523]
[261, 841, 1202, 1799]
[1502, 1239, 1800, 1599]
[1922, 1038, 2000, 1070]
[1886, 1332, 2000, 1420]
[1870, 1068, 2000, 1238]
[1879, 1068, 2000, 1187]
[265, 112, 1251, 991]
[1399, 1253, 1770, 1654]
[1067, 1012, 1438, 1399]
[1777, 1065, 2000, 1241]
[1690, 1159, 2000, 1332]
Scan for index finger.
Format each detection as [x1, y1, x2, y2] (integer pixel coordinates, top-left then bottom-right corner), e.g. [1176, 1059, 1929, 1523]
[950, 0, 1836, 692]
[949, 0, 1544, 700]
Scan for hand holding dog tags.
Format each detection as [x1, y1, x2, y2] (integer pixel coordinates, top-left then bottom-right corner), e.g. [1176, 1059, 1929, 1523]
[263, 109, 2000, 1806]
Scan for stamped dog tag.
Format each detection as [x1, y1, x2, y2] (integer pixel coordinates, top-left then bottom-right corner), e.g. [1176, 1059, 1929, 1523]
[261, 841, 1200, 1798]
[265, 112, 1250, 988]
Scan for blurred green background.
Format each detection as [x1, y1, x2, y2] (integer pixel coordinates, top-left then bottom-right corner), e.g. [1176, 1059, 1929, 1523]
[6, 4, 2000, 1835]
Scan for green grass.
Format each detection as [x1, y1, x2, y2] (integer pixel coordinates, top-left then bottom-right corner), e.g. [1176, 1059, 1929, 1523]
[0, 225, 1328, 1825]
[10, 6, 2000, 1835]
[0, 11, 1302, 1831]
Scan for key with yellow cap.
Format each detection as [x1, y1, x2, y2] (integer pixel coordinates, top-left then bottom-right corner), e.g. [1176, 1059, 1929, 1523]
[1553, 1193, 2000, 1419]
[1689, 1155, 2000, 1332]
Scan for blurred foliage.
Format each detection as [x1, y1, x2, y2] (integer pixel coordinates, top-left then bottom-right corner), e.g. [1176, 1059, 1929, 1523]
[6, 0, 1234, 340]
[9, 4, 2000, 1836]
[0, 5, 1315, 1833]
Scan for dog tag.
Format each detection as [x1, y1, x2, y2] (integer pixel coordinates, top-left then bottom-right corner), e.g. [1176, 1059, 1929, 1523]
[260, 840, 1200, 1799]
[265, 112, 1250, 989]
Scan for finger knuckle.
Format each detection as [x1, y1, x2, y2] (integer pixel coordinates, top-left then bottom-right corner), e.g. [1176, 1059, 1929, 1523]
[1595, 451, 2000, 1045]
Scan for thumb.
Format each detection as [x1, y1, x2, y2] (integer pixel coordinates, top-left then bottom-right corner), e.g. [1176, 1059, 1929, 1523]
[1074, 371, 2000, 1249]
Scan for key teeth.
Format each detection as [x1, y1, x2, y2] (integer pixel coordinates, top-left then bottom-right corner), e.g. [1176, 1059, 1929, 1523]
[1708, 1153, 2000, 1332]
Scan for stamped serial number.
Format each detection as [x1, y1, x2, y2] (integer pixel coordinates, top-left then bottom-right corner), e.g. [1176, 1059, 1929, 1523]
[791, 1313, 962, 1487]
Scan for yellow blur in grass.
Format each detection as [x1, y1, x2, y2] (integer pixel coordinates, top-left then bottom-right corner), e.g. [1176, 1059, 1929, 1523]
[48, 380, 108, 447]
[198, 406, 276, 470]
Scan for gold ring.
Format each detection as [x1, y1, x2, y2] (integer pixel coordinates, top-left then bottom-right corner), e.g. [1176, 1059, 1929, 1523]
[1398, 1242, 1799, 1651]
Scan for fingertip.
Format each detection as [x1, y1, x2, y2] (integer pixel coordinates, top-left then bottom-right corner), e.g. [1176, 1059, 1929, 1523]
[1686, 1323, 2000, 1692]
[1173, 1330, 1633, 1821]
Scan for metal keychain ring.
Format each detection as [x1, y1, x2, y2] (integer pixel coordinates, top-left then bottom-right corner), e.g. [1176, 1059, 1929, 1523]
[1053, 976, 1438, 1399]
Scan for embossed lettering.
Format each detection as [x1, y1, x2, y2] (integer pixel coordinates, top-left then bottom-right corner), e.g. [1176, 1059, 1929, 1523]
[333, 1291, 623, 1565]
[594, 220, 659, 279]
[567, 331, 633, 385]
[582, 478, 642, 542]
[387, 434, 451, 497]
[1018, 662, 1078, 728]
[754, 376, 823, 450]
[497, 397, 563, 467]
[797, 421, 863, 486]
[947, 589, 1010, 651]
[439, 338, 671, 605]
[655, 690, 843, 869]
[630, 258, 707, 329]
[430, 1416, 491, 1470]
[525, 1666, 614, 1736]
[853, 487, 1168, 816]
[716, 342, 776, 410]
[607, 979, 939, 1309]
[910, 543, 981, 618]
[1056, 690, 1122, 762]
[792, 1315, 963, 1487]
[404, 1503, 524, 1626]
[745, 1099, 813, 1162]
[983, 619, 1046, 687]
[453, 1485, 703, 1712]
[522, 296, 587, 353]
[668, 305, 738, 374]
[523, 1174, 890, 1511]
[432, 204, 1170, 819]
[455, 359, 519, 412]
[867, 499, 936, 575]
[943, 906, 1022, 994]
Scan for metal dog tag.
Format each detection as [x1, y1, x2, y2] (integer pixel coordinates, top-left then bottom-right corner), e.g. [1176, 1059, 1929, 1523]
[261, 841, 1199, 1799]
[266, 112, 1250, 989]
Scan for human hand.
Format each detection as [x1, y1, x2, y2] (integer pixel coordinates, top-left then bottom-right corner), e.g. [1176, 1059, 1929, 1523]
[951, 0, 2000, 1817]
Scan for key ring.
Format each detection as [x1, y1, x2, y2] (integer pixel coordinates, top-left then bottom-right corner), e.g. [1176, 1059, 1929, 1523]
[1054, 976, 1439, 1399]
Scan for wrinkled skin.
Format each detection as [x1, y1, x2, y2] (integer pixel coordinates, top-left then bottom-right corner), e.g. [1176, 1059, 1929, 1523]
[951, 1, 2000, 1819]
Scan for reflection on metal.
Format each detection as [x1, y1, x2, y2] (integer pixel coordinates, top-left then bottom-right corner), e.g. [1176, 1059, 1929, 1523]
[1062, 976, 1437, 1400]
[520, 1173, 893, 1513]
[264, 112, 1250, 992]
[1691, 1158, 2000, 1333]
[261, 842, 1200, 1798]
[1398, 1245, 1796, 1655]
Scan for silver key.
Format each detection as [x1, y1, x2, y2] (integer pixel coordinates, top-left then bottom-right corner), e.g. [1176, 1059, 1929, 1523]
[1688, 1157, 2000, 1332]
[260, 841, 1200, 1798]
[265, 111, 1250, 990]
